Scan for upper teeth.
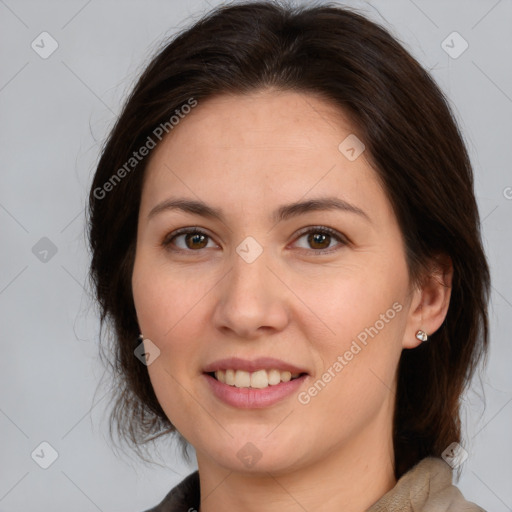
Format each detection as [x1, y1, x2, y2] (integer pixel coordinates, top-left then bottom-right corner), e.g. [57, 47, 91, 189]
[214, 369, 301, 388]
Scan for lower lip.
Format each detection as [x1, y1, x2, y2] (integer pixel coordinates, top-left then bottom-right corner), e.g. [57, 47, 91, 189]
[204, 373, 307, 409]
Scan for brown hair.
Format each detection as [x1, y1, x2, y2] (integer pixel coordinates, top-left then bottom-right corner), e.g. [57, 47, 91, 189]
[87, 0, 490, 477]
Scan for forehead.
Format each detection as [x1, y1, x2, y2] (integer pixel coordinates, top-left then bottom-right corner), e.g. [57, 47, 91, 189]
[165, 89, 358, 149]
[140, 89, 391, 227]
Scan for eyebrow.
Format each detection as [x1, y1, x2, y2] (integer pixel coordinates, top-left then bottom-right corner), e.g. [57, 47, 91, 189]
[148, 196, 371, 224]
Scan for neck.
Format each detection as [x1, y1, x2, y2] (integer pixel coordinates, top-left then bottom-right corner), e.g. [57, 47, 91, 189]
[197, 410, 396, 512]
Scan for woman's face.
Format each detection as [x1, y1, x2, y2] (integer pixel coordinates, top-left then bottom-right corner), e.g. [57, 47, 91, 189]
[132, 89, 421, 475]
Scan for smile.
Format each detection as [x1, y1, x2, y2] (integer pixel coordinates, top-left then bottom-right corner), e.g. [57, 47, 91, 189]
[202, 356, 309, 408]
[211, 369, 303, 389]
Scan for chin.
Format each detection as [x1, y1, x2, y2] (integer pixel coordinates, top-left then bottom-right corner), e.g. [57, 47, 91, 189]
[198, 433, 306, 475]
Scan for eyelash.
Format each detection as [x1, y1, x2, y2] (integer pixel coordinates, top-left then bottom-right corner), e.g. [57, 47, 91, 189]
[161, 226, 348, 256]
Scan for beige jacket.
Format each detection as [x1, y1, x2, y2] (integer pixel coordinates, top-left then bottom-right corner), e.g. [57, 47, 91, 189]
[144, 457, 486, 511]
[367, 457, 485, 511]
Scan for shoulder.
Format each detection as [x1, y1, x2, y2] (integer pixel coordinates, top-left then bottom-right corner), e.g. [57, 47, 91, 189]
[368, 457, 487, 511]
[410, 457, 486, 511]
[142, 470, 200, 512]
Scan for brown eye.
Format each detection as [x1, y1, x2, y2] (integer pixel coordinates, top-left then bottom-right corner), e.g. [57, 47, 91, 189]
[293, 226, 347, 255]
[307, 232, 331, 250]
[184, 232, 209, 249]
[163, 228, 215, 251]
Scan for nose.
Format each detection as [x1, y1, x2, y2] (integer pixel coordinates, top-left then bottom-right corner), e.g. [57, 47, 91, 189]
[212, 247, 290, 339]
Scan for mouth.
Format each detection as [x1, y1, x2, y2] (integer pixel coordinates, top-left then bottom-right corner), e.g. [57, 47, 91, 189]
[202, 357, 309, 408]
[206, 369, 307, 389]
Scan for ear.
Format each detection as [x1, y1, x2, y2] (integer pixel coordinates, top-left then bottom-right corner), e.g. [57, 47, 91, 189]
[403, 254, 453, 349]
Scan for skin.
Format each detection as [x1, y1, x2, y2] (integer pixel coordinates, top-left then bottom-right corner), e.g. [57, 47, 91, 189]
[131, 89, 453, 512]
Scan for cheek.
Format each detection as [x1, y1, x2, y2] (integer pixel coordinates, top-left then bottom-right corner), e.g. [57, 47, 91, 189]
[284, 256, 408, 347]
[132, 255, 209, 387]
[132, 252, 203, 338]
[297, 301, 405, 440]
[132, 260, 204, 433]
[293, 257, 408, 409]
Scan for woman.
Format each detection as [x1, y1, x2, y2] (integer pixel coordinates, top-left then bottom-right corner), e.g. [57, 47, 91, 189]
[87, 1, 490, 510]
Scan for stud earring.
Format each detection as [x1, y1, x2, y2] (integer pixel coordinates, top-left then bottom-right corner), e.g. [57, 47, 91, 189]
[137, 334, 144, 343]
[415, 330, 428, 342]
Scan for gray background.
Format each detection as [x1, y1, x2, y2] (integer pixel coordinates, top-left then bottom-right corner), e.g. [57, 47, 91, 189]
[1, 0, 511, 510]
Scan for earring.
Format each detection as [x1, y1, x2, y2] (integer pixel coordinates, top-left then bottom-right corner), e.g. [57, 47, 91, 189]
[415, 330, 428, 342]
[138, 334, 144, 343]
